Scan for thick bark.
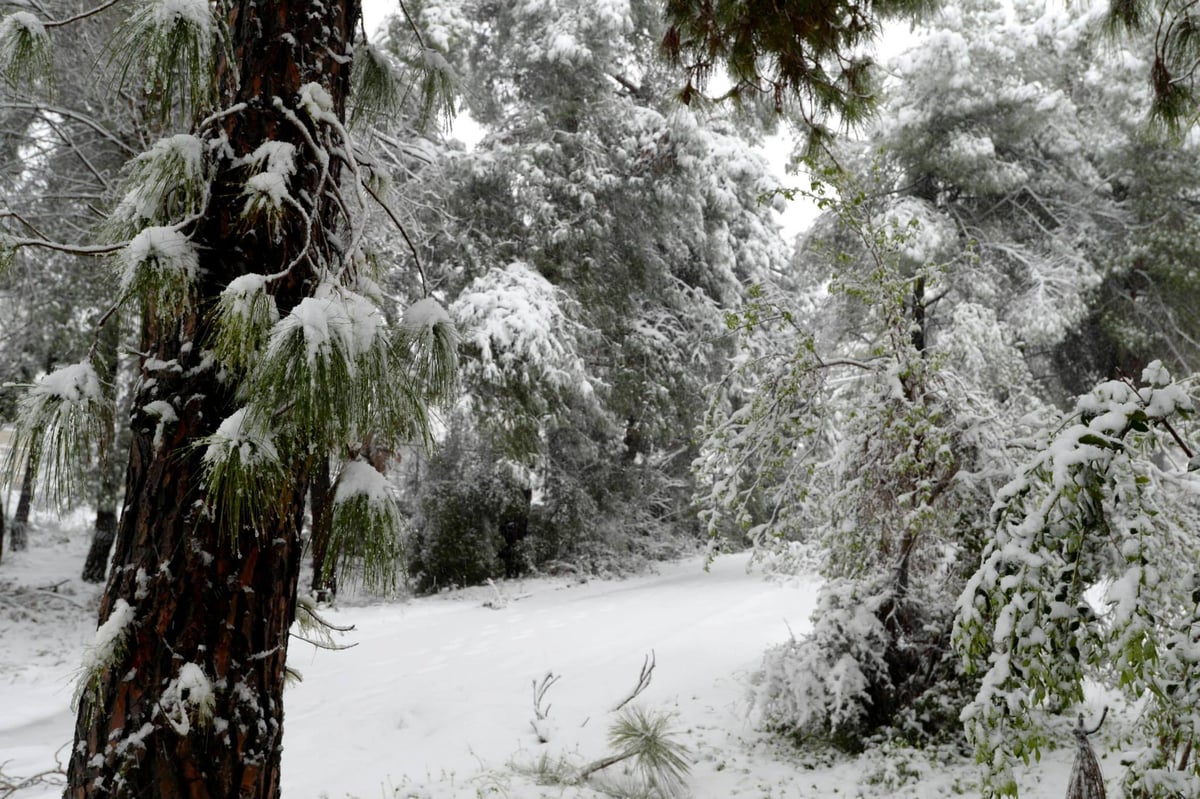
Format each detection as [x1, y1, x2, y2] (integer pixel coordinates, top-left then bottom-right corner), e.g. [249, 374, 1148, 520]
[80, 508, 118, 584]
[82, 319, 123, 584]
[10, 448, 35, 551]
[66, 1, 360, 797]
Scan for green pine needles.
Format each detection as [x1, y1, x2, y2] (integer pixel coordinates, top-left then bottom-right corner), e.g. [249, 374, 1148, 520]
[249, 285, 388, 452]
[211, 273, 280, 376]
[577, 706, 692, 799]
[111, 0, 218, 119]
[239, 141, 298, 240]
[0, 12, 52, 89]
[199, 407, 288, 541]
[4, 360, 112, 509]
[117, 226, 200, 321]
[326, 459, 406, 592]
[350, 43, 407, 128]
[108, 134, 210, 239]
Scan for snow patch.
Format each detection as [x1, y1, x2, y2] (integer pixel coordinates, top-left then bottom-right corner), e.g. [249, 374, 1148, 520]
[333, 459, 391, 507]
[202, 407, 279, 466]
[32, 362, 102, 404]
[81, 598, 135, 675]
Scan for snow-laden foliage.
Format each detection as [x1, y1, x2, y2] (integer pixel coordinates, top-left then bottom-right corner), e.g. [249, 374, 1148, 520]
[699, 159, 1045, 747]
[752, 579, 891, 748]
[250, 283, 389, 449]
[390, 0, 789, 579]
[955, 362, 1200, 798]
[108, 134, 210, 238]
[211, 273, 280, 374]
[451, 260, 594, 443]
[0, 12, 51, 88]
[200, 406, 287, 539]
[240, 140, 298, 238]
[4, 360, 111, 508]
[74, 597, 136, 715]
[874, 0, 1126, 357]
[117, 226, 199, 318]
[111, 0, 218, 118]
[327, 458, 407, 592]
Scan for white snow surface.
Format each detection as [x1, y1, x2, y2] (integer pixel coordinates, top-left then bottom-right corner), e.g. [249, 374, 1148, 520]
[1, 523, 1088, 799]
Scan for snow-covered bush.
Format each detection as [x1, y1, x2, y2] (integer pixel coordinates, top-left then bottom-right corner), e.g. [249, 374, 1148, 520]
[752, 576, 971, 751]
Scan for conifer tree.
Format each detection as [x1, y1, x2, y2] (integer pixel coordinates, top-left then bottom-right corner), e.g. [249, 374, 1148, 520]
[0, 0, 455, 796]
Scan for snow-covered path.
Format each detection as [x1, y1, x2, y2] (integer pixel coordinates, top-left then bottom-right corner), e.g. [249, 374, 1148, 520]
[0, 542, 1089, 798]
[282, 553, 819, 797]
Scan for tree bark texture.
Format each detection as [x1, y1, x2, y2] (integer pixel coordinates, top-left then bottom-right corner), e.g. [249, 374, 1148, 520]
[66, 1, 360, 796]
[10, 446, 35, 551]
[309, 459, 336, 601]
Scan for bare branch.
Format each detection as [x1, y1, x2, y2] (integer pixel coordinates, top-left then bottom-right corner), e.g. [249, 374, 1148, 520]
[610, 650, 655, 712]
[41, 0, 122, 28]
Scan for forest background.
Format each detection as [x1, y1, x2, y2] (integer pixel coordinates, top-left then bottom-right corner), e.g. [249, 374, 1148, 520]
[3, 0, 1200, 796]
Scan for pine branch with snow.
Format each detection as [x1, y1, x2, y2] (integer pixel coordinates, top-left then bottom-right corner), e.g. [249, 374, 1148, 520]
[326, 458, 406, 593]
[0, 12, 51, 89]
[109, 0, 218, 119]
[3, 361, 111, 509]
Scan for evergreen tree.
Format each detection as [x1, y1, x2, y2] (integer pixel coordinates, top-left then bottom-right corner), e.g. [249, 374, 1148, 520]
[398, 0, 790, 582]
[0, 1, 455, 796]
[700, 0, 1173, 748]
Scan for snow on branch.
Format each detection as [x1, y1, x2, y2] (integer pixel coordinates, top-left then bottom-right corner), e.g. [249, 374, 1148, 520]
[451, 261, 593, 396]
[3, 360, 111, 509]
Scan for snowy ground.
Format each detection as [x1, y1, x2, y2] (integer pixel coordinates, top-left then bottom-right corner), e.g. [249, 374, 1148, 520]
[2, 516, 1096, 799]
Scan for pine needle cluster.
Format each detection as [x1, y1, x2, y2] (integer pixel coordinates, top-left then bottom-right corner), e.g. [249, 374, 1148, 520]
[199, 407, 288, 541]
[0, 12, 52, 90]
[110, 0, 217, 120]
[117, 226, 200, 321]
[107, 134, 209, 239]
[211, 273, 280, 375]
[4, 361, 112, 509]
[326, 459, 406, 592]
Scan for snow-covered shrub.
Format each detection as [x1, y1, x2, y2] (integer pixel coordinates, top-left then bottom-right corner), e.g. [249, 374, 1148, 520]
[751, 576, 971, 751]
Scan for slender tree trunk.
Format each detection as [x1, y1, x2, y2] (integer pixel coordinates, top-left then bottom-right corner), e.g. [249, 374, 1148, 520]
[66, 0, 360, 796]
[9, 444, 36, 551]
[310, 458, 336, 601]
[0, 496, 6, 564]
[82, 317, 123, 584]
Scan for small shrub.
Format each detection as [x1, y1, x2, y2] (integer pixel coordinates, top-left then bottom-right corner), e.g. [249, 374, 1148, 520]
[751, 576, 973, 751]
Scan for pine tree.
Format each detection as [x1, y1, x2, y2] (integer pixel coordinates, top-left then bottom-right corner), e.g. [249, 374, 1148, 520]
[399, 0, 789, 579]
[0, 1, 455, 796]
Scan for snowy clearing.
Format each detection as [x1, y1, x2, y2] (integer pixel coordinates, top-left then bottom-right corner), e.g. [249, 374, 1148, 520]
[2, 520, 1095, 798]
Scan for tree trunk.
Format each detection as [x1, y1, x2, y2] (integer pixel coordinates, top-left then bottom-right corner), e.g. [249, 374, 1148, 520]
[9, 445, 35, 551]
[0, 496, 5, 565]
[65, 1, 360, 796]
[309, 458, 336, 601]
[82, 317, 123, 584]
